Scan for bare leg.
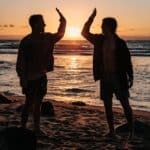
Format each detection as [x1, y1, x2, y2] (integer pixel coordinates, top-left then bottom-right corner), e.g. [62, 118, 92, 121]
[103, 99, 115, 135]
[120, 98, 133, 138]
[21, 95, 33, 128]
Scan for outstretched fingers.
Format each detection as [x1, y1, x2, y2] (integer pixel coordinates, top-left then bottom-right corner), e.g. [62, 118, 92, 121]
[91, 8, 97, 18]
[56, 8, 66, 21]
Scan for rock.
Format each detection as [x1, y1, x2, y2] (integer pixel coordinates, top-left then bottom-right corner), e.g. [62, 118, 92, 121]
[3, 91, 15, 96]
[16, 101, 55, 117]
[0, 61, 5, 64]
[0, 93, 12, 104]
[41, 101, 55, 117]
[16, 101, 54, 117]
[0, 127, 37, 150]
[72, 101, 86, 106]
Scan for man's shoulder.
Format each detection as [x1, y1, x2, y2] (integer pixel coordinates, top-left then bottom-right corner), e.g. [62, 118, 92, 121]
[94, 34, 104, 44]
[115, 35, 126, 43]
[94, 33, 104, 38]
[42, 32, 54, 38]
[115, 35, 128, 50]
[19, 34, 33, 49]
[20, 34, 32, 43]
[92, 34, 104, 43]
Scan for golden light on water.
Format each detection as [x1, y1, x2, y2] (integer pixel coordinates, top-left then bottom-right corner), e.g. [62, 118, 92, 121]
[70, 56, 78, 70]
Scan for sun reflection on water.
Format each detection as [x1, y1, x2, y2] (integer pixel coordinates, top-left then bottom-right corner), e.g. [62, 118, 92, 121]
[69, 56, 78, 70]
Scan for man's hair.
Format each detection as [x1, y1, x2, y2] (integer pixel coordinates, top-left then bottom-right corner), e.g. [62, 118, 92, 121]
[29, 14, 43, 28]
[102, 17, 117, 33]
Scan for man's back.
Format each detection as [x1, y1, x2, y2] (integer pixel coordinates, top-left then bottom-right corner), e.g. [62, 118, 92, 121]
[16, 9, 66, 135]
[16, 11, 66, 81]
[19, 33, 56, 80]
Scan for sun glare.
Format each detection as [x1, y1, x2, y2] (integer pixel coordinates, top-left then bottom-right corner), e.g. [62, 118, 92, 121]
[66, 27, 81, 39]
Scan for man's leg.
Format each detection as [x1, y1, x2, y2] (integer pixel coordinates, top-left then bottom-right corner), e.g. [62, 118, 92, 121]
[103, 98, 115, 135]
[101, 79, 115, 135]
[21, 95, 33, 128]
[120, 98, 133, 138]
[33, 96, 43, 133]
[33, 75, 47, 133]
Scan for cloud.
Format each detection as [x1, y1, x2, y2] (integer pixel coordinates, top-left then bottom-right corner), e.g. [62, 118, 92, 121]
[118, 28, 136, 32]
[4, 24, 8, 27]
[128, 28, 136, 31]
[0, 24, 15, 28]
[9, 24, 15, 27]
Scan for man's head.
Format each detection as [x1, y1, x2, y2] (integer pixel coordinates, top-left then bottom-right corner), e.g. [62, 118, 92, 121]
[101, 17, 117, 35]
[29, 14, 46, 33]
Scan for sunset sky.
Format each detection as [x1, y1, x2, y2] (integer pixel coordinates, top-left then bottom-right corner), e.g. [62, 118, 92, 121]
[0, 0, 150, 40]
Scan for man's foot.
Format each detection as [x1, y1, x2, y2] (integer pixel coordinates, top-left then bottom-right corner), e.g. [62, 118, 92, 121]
[105, 131, 116, 138]
[34, 130, 47, 138]
[128, 130, 134, 140]
[20, 124, 26, 129]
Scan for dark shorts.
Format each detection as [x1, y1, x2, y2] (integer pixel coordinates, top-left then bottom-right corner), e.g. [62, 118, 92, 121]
[100, 74, 129, 101]
[22, 75, 47, 98]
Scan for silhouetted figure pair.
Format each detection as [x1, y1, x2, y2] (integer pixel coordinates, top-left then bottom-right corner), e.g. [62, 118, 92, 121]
[16, 8, 133, 138]
[16, 8, 66, 135]
[82, 8, 133, 138]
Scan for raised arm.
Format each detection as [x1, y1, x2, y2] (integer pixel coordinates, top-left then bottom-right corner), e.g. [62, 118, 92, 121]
[52, 8, 66, 43]
[81, 8, 97, 43]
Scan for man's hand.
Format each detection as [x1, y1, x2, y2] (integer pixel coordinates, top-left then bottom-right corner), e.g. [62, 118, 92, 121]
[128, 77, 133, 88]
[56, 8, 66, 22]
[89, 8, 97, 20]
[20, 77, 27, 88]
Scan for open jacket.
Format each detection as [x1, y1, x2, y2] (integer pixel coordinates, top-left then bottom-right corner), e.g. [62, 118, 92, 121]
[82, 17, 133, 89]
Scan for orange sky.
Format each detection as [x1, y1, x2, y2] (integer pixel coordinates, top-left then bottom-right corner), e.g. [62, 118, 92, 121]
[0, 0, 150, 40]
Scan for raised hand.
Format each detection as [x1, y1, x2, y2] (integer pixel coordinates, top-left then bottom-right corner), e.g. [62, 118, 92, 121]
[89, 8, 97, 19]
[56, 8, 66, 22]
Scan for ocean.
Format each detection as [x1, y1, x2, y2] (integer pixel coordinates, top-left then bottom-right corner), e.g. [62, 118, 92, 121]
[0, 40, 150, 112]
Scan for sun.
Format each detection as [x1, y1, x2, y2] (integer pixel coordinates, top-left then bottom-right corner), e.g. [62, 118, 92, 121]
[66, 27, 81, 39]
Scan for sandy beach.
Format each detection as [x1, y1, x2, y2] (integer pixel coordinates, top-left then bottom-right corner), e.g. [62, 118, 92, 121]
[0, 92, 150, 150]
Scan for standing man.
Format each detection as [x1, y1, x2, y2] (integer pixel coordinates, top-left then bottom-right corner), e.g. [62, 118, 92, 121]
[16, 8, 66, 135]
[81, 8, 133, 138]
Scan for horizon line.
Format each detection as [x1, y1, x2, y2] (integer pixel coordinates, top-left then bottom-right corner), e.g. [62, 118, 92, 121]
[0, 35, 150, 41]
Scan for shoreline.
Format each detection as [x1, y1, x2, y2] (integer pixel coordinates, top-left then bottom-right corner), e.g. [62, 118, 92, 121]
[0, 93, 150, 149]
[1, 90, 150, 113]
[0, 50, 150, 57]
[1, 91, 150, 114]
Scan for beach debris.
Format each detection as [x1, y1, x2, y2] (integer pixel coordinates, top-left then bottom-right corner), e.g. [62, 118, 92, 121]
[41, 101, 55, 117]
[72, 101, 86, 106]
[0, 93, 12, 104]
[66, 88, 92, 93]
[0, 127, 36, 150]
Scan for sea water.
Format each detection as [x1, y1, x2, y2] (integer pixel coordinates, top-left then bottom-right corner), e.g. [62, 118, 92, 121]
[0, 40, 150, 112]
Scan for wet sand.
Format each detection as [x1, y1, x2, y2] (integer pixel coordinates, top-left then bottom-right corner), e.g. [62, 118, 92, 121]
[0, 93, 150, 150]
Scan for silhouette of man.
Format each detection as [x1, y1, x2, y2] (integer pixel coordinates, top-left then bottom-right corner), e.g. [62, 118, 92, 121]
[82, 8, 133, 137]
[16, 8, 66, 135]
